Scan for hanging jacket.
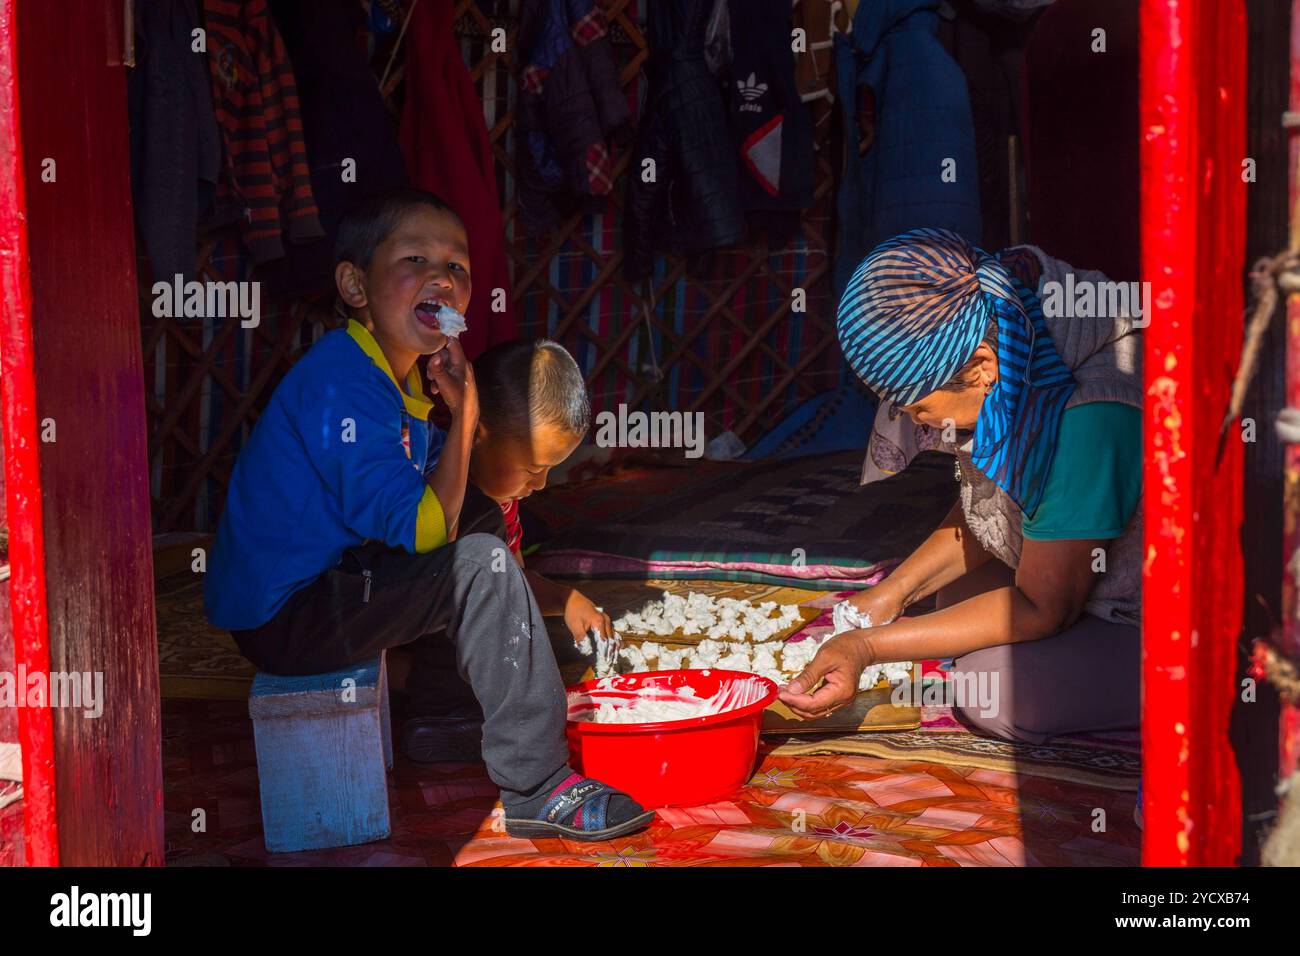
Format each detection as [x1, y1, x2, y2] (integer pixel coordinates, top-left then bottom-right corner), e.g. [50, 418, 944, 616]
[400, 0, 515, 356]
[259, 0, 409, 298]
[516, 0, 631, 235]
[624, 0, 746, 281]
[832, 0, 982, 294]
[727, 0, 814, 243]
[128, 0, 224, 284]
[203, 0, 325, 264]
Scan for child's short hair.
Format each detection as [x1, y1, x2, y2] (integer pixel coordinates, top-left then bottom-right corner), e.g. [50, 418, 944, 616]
[334, 187, 461, 268]
[476, 339, 590, 441]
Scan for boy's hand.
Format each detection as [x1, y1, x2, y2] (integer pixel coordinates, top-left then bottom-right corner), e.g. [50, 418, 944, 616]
[427, 337, 478, 423]
[563, 589, 614, 648]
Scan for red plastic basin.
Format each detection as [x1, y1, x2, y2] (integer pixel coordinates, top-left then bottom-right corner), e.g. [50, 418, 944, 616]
[565, 669, 778, 809]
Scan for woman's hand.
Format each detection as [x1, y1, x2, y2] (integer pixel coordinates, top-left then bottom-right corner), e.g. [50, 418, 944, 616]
[778, 630, 875, 719]
[563, 589, 614, 647]
[847, 584, 903, 627]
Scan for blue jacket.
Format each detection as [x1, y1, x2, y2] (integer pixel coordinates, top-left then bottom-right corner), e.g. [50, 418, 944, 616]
[833, 0, 982, 294]
[205, 321, 447, 630]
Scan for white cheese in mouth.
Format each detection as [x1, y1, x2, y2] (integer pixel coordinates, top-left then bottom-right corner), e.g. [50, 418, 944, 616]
[433, 304, 467, 338]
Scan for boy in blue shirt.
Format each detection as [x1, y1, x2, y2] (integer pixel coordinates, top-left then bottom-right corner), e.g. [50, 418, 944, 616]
[205, 188, 652, 841]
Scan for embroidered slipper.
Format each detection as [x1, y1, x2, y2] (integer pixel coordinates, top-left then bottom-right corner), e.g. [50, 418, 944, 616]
[504, 774, 655, 842]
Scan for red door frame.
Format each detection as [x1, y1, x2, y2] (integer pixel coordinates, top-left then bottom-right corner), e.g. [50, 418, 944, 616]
[0, 0, 57, 866]
[1140, 0, 1248, 865]
[0, 0, 164, 865]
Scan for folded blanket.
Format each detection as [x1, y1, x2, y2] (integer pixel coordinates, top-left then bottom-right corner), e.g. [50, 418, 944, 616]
[524, 450, 956, 587]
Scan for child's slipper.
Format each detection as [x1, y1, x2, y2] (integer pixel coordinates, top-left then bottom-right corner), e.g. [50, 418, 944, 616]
[504, 775, 655, 842]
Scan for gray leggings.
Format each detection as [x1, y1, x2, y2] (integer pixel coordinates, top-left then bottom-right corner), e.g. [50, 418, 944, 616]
[938, 560, 1140, 744]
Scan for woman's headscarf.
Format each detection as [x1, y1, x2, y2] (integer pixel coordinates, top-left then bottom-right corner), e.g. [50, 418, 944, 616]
[837, 228, 1076, 516]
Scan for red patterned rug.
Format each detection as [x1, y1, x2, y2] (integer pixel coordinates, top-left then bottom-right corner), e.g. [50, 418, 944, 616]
[162, 699, 1139, 867]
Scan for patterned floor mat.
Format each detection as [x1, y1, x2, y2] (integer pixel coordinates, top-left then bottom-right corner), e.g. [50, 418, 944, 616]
[525, 451, 957, 588]
[162, 699, 1140, 867]
[155, 571, 255, 700]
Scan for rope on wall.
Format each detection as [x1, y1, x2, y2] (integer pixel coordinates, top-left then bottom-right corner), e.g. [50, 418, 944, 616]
[1218, 247, 1300, 709]
[1218, 249, 1300, 460]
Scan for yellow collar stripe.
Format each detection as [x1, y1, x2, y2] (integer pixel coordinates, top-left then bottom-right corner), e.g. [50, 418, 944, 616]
[345, 320, 434, 418]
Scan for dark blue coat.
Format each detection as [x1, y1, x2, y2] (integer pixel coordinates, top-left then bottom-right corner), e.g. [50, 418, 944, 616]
[833, 0, 982, 294]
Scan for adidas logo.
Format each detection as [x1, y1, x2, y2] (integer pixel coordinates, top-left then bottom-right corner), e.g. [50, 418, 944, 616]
[736, 72, 767, 112]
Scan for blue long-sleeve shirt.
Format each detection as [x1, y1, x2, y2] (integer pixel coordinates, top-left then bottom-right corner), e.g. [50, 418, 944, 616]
[205, 320, 447, 630]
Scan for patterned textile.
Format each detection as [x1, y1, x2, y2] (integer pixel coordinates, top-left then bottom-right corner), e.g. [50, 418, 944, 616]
[837, 228, 1074, 515]
[742, 380, 877, 461]
[156, 571, 256, 700]
[529, 552, 898, 588]
[162, 698, 1140, 867]
[202, 0, 324, 263]
[770, 728, 1141, 792]
[522, 460, 741, 538]
[524, 451, 957, 586]
[862, 399, 955, 480]
[0, 795, 20, 867]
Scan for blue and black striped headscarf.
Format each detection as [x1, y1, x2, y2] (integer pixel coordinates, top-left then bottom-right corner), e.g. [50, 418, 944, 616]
[837, 228, 1076, 516]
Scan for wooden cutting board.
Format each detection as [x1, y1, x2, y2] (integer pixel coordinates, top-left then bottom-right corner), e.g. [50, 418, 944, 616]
[761, 663, 920, 734]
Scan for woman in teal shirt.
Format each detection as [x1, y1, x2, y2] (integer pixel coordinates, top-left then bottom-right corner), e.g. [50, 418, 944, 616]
[780, 229, 1143, 743]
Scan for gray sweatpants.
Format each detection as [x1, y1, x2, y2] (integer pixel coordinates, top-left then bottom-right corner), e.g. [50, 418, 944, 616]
[232, 531, 571, 808]
[938, 560, 1141, 744]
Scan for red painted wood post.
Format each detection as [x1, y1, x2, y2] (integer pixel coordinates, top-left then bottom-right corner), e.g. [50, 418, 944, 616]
[1, 0, 164, 864]
[0, 0, 58, 867]
[1140, 0, 1247, 866]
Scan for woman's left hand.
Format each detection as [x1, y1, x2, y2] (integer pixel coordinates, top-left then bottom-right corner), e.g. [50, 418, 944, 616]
[778, 631, 874, 719]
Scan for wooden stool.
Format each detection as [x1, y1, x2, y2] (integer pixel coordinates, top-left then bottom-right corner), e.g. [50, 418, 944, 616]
[249, 654, 393, 853]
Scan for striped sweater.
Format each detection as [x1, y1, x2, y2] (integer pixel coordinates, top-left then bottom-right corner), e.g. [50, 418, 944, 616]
[203, 0, 324, 263]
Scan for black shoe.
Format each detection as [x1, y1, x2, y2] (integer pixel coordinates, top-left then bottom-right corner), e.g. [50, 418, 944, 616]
[400, 716, 484, 763]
